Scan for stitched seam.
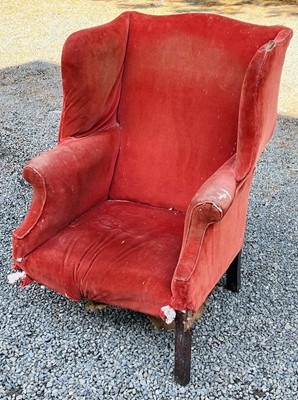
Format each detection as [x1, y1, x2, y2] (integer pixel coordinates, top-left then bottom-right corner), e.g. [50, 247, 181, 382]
[14, 167, 47, 239]
[174, 202, 222, 282]
[109, 13, 131, 199]
[237, 38, 279, 182]
[177, 223, 212, 282]
[185, 201, 222, 244]
[60, 123, 120, 145]
[116, 12, 131, 125]
[245, 51, 269, 179]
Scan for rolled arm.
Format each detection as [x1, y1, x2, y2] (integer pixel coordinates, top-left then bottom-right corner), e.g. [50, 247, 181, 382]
[172, 156, 237, 285]
[13, 128, 120, 260]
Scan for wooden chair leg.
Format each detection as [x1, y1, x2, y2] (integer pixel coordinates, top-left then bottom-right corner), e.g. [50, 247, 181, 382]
[174, 310, 192, 386]
[226, 250, 241, 292]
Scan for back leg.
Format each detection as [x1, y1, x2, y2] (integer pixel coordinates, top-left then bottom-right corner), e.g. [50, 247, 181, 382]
[226, 250, 241, 292]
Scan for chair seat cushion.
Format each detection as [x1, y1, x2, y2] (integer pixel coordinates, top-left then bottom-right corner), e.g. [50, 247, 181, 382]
[22, 200, 185, 317]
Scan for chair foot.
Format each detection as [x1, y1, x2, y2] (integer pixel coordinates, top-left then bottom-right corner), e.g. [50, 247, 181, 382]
[174, 310, 192, 386]
[226, 250, 241, 292]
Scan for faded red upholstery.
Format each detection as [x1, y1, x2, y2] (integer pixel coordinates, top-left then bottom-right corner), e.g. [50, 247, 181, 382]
[19, 201, 184, 316]
[12, 12, 292, 319]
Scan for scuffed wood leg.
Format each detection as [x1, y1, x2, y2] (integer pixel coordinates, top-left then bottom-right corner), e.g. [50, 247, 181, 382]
[226, 250, 241, 292]
[174, 310, 192, 386]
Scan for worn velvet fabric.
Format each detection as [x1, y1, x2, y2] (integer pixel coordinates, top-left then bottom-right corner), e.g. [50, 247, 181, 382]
[19, 201, 185, 316]
[12, 12, 292, 318]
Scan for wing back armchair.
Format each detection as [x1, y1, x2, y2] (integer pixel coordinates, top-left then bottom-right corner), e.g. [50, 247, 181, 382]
[12, 12, 292, 385]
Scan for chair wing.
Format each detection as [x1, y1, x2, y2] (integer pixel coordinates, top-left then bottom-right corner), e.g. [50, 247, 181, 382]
[235, 28, 293, 180]
[58, 13, 130, 141]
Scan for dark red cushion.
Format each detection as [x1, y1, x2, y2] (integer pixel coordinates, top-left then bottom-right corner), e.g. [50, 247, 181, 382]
[22, 201, 185, 316]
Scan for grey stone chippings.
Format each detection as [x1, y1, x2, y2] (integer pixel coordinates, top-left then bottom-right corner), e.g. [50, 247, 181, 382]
[0, 62, 297, 399]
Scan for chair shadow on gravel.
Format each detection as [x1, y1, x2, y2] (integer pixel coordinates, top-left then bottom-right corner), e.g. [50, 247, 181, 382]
[0, 61, 62, 162]
[0, 60, 63, 244]
[0, 60, 61, 103]
[0, 61, 61, 115]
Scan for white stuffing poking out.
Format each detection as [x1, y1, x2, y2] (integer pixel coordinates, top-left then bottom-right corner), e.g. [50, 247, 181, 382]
[16, 257, 22, 263]
[7, 271, 26, 285]
[161, 305, 176, 324]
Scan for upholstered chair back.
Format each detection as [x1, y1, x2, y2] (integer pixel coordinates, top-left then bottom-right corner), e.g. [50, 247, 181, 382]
[110, 13, 281, 211]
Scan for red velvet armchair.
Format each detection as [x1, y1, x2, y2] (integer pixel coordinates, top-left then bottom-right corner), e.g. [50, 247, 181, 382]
[12, 12, 292, 385]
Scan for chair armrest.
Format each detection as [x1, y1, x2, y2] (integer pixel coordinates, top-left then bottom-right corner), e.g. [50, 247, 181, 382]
[172, 156, 237, 285]
[13, 128, 120, 260]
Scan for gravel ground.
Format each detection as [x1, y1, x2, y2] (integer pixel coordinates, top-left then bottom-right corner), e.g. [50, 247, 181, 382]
[1, 3, 298, 399]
